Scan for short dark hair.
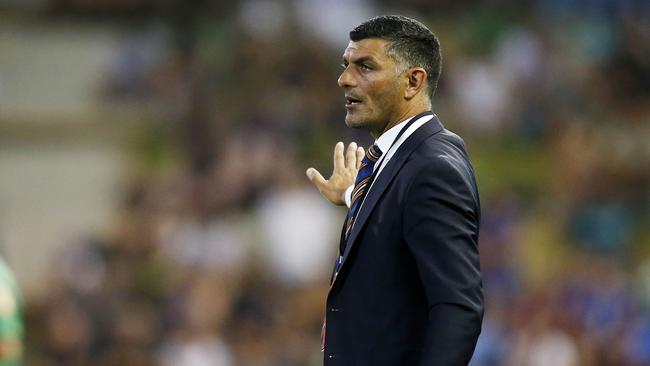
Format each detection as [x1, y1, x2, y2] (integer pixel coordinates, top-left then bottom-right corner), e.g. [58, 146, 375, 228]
[350, 15, 441, 97]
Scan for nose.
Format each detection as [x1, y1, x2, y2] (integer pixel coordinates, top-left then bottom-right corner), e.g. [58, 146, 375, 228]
[337, 67, 355, 88]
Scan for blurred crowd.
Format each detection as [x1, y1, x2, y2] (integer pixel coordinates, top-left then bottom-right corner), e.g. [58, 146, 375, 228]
[6, 0, 650, 365]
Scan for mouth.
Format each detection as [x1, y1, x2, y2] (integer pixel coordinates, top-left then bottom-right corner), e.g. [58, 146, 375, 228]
[345, 95, 363, 107]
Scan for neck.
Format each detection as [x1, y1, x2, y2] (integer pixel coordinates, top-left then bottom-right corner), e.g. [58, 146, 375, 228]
[371, 100, 431, 140]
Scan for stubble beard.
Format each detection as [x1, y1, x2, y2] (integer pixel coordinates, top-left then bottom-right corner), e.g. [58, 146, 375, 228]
[344, 107, 381, 133]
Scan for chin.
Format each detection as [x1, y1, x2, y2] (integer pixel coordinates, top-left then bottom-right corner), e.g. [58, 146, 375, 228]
[345, 114, 370, 129]
[345, 118, 364, 129]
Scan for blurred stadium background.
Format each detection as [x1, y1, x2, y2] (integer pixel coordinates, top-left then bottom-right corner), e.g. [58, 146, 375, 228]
[0, 0, 649, 365]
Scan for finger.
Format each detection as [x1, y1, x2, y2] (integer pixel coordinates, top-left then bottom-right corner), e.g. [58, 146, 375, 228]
[333, 141, 344, 172]
[306, 168, 327, 190]
[345, 142, 358, 169]
[356, 146, 365, 169]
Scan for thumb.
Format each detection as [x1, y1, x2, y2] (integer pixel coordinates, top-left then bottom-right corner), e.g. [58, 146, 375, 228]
[306, 168, 327, 189]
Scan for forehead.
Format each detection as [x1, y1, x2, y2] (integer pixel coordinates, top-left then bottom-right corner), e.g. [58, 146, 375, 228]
[342, 38, 391, 61]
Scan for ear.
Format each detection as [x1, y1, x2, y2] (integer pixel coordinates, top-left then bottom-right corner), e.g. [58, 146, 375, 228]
[404, 68, 428, 100]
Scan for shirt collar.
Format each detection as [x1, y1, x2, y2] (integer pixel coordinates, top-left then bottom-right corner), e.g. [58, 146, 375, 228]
[374, 116, 412, 153]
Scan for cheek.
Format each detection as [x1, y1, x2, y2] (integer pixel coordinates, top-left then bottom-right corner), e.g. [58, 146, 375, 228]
[372, 80, 402, 107]
[360, 72, 403, 112]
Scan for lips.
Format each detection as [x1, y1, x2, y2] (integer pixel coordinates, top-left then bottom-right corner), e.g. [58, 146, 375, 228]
[345, 95, 363, 106]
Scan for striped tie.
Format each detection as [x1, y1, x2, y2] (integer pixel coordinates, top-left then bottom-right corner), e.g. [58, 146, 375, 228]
[341, 143, 383, 253]
[323, 143, 383, 351]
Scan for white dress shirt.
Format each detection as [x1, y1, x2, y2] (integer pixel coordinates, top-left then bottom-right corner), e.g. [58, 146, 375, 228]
[344, 113, 435, 207]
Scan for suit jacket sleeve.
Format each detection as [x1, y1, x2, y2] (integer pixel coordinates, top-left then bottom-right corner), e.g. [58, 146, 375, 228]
[403, 154, 483, 366]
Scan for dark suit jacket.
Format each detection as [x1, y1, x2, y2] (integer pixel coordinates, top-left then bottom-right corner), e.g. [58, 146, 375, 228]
[323, 115, 483, 366]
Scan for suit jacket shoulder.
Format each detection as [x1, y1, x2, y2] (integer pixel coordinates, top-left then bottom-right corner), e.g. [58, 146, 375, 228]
[402, 128, 481, 216]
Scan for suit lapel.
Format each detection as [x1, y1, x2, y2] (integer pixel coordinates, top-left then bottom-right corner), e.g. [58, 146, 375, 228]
[336, 115, 444, 274]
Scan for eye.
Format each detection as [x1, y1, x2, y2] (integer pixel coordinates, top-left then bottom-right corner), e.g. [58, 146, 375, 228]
[341, 62, 348, 69]
[359, 63, 372, 71]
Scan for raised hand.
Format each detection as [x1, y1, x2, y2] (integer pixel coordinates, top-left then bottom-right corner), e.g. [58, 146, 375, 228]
[306, 142, 365, 206]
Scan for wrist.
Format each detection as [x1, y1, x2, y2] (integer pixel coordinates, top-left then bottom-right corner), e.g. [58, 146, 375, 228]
[343, 185, 354, 208]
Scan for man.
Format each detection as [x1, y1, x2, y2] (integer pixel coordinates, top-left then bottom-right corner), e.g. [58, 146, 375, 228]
[306, 15, 483, 365]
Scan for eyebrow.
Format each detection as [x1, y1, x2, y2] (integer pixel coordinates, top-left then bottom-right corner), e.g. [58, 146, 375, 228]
[342, 56, 375, 65]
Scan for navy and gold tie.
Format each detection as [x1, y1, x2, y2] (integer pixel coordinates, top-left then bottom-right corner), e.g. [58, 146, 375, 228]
[323, 143, 383, 351]
[340, 143, 383, 255]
